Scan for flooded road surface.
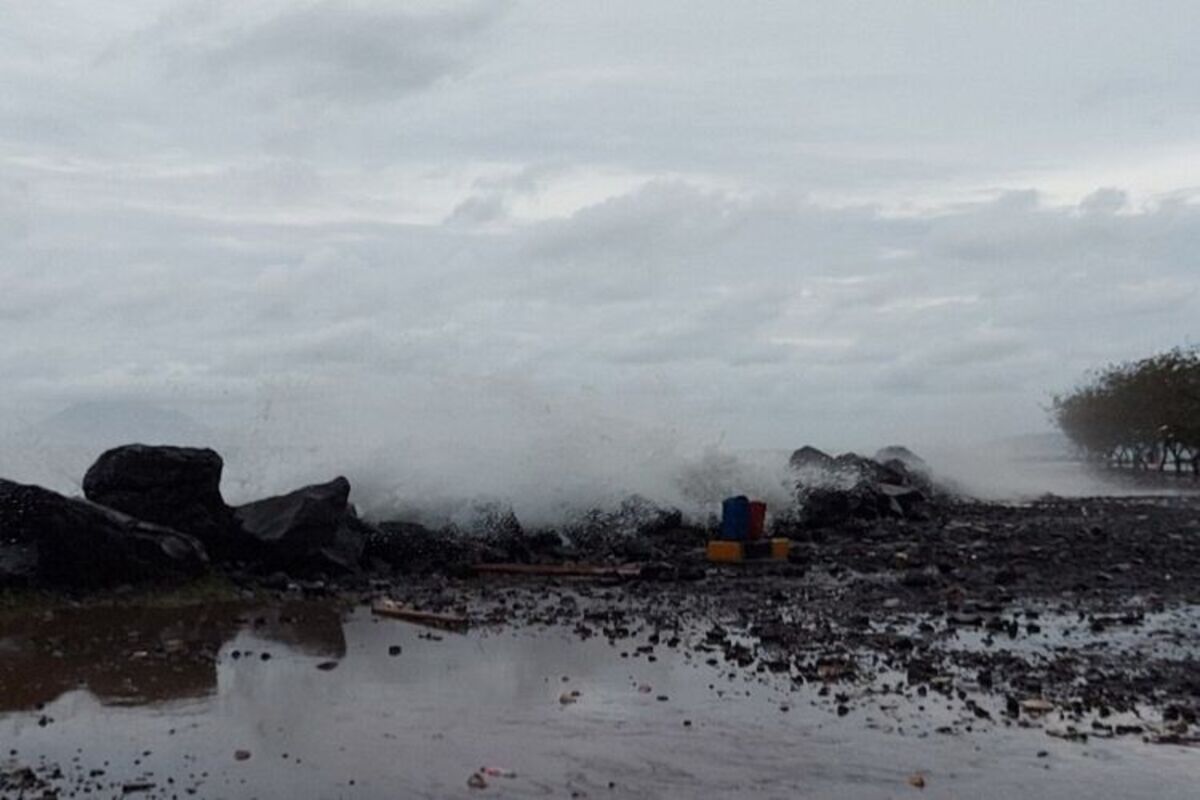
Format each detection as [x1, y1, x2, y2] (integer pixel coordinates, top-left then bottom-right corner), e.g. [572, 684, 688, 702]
[2, 601, 1196, 799]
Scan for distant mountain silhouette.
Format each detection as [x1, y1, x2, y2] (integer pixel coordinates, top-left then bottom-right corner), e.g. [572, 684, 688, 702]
[21, 401, 214, 448]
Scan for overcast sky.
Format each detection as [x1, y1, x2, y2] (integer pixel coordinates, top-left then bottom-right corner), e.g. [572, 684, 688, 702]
[2, 1, 1199, 500]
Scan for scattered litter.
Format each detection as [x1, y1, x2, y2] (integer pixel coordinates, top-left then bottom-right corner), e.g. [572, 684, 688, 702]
[122, 782, 155, 794]
[1148, 733, 1200, 747]
[1020, 698, 1055, 715]
[372, 599, 470, 632]
[473, 563, 640, 578]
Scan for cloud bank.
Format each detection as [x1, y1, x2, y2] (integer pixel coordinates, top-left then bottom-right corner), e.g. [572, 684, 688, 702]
[1, 2, 1198, 512]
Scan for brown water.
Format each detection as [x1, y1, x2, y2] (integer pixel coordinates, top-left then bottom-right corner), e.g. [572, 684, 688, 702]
[1, 601, 1196, 799]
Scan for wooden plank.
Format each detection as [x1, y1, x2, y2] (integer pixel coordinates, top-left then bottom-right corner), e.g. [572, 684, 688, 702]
[371, 599, 470, 631]
[471, 562, 641, 578]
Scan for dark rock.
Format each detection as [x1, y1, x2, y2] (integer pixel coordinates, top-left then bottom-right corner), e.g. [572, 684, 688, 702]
[367, 519, 472, 575]
[1, 480, 58, 544]
[0, 542, 38, 587]
[995, 566, 1021, 585]
[462, 502, 523, 539]
[82, 444, 238, 558]
[797, 484, 883, 527]
[518, 529, 568, 562]
[874, 445, 932, 481]
[326, 508, 371, 573]
[0, 478, 208, 588]
[455, 502, 536, 563]
[789, 449, 934, 528]
[830, 452, 909, 486]
[0, 480, 42, 587]
[561, 496, 688, 562]
[638, 561, 678, 581]
[789, 446, 834, 471]
[233, 477, 364, 574]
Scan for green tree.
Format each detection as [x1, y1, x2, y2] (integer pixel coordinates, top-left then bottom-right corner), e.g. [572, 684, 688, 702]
[1052, 347, 1200, 475]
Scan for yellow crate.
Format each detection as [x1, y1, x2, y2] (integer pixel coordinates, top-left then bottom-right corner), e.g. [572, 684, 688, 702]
[706, 540, 744, 563]
[769, 538, 790, 560]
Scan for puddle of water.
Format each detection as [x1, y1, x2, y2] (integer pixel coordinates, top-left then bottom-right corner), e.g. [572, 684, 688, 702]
[931, 605, 1200, 661]
[1, 602, 1197, 799]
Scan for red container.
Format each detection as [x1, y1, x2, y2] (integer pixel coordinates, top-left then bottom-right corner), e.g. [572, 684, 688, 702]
[747, 501, 767, 540]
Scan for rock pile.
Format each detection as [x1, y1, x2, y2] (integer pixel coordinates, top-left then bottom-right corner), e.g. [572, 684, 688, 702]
[1, 439, 952, 591]
[1, 444, 377, 590]
[362, 495, 702, 577]
[786, 445, 943, 529]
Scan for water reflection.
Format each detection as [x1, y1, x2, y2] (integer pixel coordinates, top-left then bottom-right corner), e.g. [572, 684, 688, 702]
[0, 601, 346, 711]
[1, 603, 1197, 799]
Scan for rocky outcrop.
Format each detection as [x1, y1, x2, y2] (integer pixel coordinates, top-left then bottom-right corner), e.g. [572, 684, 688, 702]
[874, 445, 933, 487]
[82, 445, 238, 558]
[0, 478, 208, 588]
[788, 448, 937, 529]
[789, 445, 835, 472]
[233, 477, 365, 573]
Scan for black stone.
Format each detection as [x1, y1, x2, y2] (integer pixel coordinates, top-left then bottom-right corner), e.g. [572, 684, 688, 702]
[82, 445, 238, 559]
[1, 478, 208, 588]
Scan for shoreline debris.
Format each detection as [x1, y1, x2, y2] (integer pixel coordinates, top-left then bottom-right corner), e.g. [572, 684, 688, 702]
[371, 599, 470, 632]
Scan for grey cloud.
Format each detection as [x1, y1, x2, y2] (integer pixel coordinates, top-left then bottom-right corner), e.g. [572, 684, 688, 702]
[112, 1, 508, 107]
[206, 1, 502, 103]
[3, 2, 1200, 500]
[444, 193, 507, 227]
[1080, 188, 1129, 216]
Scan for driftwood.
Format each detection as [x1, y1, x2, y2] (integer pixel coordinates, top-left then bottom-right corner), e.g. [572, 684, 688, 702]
[471, 562, 641, 578]
[371, 598, 470, 631]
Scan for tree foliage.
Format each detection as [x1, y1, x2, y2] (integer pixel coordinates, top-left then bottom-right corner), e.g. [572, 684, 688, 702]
[1052, 347, 1200, 473]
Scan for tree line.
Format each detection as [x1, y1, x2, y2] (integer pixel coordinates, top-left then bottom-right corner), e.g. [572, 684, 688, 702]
[1052, 347, 1200, 475]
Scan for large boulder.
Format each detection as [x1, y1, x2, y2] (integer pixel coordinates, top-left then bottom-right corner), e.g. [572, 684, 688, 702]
[82, 445, 239, 558]
[830, 452, 908, 486]
[798, 482, 925, 528]
[874, 445, 933, 487]
[0, 541, 37, 587]
[0, 480, 43, 587]
[0, 478, 208, 588]
[232, 477, 364, 573]
[789, 446, 835, 472]
[788, 450, 932, 529]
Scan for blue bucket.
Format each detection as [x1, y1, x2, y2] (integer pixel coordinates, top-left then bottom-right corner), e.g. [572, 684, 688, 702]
[721, 495, 750, 541]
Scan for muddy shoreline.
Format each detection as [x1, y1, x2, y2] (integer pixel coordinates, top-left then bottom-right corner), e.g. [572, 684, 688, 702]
[3, 493, 1199, 797]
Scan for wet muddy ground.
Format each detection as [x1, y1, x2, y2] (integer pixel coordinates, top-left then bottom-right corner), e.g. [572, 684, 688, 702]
[3, 494, 1200, 798]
